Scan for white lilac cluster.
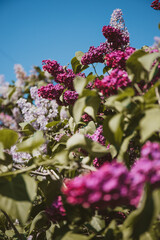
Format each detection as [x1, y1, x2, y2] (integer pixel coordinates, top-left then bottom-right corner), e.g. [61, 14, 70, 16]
[110, 8, 129, 44]
[9, 145, 32, 164]
[17, 86, 58, 130]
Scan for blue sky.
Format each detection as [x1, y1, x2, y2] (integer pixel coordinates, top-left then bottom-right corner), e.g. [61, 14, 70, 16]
[0, 0, 159, 83]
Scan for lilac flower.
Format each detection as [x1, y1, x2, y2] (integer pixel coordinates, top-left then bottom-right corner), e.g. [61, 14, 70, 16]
[14, 64, 27, 87]
[42, 60, 64, 78]
[0, 75, 9, 98]
[94, 68, 131, 97]
[102, 25, 129, 50]
[62, 161, 140, 209]
[0, 113, 17, 130]
[81, 42, 109, 65]
[104, 47, 136, 69]
[9, 145, 31, 163]
[63, 90, 78, 105]
[17, 87, 58, 130]
[38, 83, 64, 101]
[151, 0, 160, 10]
[45, 196, 66, 223]
[130, 141, 160, 205]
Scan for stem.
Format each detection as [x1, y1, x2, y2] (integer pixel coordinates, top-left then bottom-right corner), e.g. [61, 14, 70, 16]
[1, 210, 23, 240]
[155, 87, 160, 105]
[92, 64, 99, 77]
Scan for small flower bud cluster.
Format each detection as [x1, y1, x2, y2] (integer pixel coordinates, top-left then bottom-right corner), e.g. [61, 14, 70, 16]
[45, 196, 66, 223]
[94, 68, 131, 97]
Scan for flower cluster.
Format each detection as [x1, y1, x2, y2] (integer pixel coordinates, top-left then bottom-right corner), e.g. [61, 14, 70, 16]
[102, 25, 129, 50]
[151, 0, 160, 10]
[17, 86, 58, 130]
[62, 161, 140, 209]
[42, 60, 85, 90]
[131, 141, 160, 192]
[94, 68, 131, 97]
[0, 113, 17, 130]
[81, 43, 109, 65]
[45, 196, 66, 223]
[104, 47, 136, 69]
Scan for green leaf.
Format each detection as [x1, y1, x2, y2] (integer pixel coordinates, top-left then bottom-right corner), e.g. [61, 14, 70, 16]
[67, 133, 109, 157]
[73, 76, 87, 95]
[73, 97, 86, 124]
[61, 231, 92, 240]
[90, 215, 105, 232]
[30, 211, 49, 234]
[138, 52, 160, 72]
[123, 185, 158, 240]
[75, 51, 85, 62]
[0, 143, 5, 160]
[126, 50, 148, 83]
[0, 174, 37, 224]
[103, 114, 123, 150]
[19, 122, 35, 135]
[139, 108, 160, 142]
[103, 66, 111, 74]
[84, 96, 100, 120]
[71, 53, 88, 74]
[0, 129, 18, 149]
[16, 131, 45, 153]
[46, 121, 60, 128]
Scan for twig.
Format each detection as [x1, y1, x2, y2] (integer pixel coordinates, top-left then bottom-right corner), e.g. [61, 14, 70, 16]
[1, 210, 23, 240]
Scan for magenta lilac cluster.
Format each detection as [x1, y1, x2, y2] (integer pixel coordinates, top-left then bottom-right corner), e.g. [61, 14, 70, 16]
[87, 125, 106, 146]
[81, 113, 93, 122]
[94, 68, 131, 97]
[63, 90, 78, 105]
[38, 84, 64, 101]
[104, 47, 136, 69]
[42, 60, 64, 78]
[151, 0, 160, 10]
[45, 196, 66, 223]
[130, 141, 160, 193]
[102, 26, 129, 50]
[81, 42, 109, 65]
[62, 161, 140, 209]
[42, 59, 85, 90]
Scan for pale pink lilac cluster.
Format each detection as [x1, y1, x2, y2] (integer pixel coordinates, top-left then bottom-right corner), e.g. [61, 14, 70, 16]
[0, 113, 17, 130]
[81, 43, 109, 65]
[62, 161, 140, 209]
[104, 47, 136, 69]
[45, 196, 66, 223]
[94, 68, 131, 97]
[151, 0, 160, 10]
[0, 75, 9, 98]
[17, 86, 58, 130]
